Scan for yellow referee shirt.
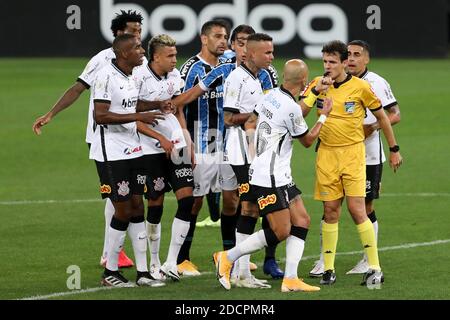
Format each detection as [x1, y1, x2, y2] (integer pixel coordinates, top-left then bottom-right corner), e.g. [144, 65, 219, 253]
[302, 74, 381, 147]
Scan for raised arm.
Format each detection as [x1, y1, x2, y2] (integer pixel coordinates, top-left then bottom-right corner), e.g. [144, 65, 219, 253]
[32, 81, 87, 135]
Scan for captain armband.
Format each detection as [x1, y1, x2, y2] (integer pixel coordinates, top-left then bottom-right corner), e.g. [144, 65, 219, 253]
[302, 88, 319, 108]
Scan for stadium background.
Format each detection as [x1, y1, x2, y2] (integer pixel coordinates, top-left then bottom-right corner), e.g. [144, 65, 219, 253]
[0, 0, 449, 301]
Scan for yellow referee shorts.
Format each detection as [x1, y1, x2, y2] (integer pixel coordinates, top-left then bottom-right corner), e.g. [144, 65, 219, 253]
[314, 142, 366, 201]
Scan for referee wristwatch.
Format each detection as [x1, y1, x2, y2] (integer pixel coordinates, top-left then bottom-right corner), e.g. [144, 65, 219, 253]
[389, 145, 400, 153]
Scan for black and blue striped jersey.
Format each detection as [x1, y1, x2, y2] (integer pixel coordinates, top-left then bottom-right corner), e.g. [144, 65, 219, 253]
[180, 55, 227, 154]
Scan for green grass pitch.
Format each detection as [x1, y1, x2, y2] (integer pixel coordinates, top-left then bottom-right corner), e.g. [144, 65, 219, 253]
[0, 57, 449, 300]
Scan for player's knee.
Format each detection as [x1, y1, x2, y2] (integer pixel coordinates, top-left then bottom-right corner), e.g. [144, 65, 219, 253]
[271, 223, 290, 241]
[175, 196, 195, 222]
[147, 205, 164, 224]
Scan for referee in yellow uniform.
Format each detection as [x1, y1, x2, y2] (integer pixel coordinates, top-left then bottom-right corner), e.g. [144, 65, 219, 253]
[300, 40, 402, 287]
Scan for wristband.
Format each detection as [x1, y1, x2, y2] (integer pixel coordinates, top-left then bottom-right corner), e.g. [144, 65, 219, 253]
[303, 91, 319, 108]
[317, 114, 327, 124]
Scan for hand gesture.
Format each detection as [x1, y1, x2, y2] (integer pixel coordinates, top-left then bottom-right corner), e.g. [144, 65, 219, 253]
[159, 136, 174, 158]
[320, 98, 333, 116]
[159, 100, 175, 114]
[389, 152, 403, 173]
[315, 76, 334, 93]
[32, 113, 52, 135]
[138, 112, 165, 126]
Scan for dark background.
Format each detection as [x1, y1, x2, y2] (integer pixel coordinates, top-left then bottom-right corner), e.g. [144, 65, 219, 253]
[1, 0, 448, 58]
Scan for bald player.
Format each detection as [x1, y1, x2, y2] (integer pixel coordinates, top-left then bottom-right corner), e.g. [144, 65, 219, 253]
[214, 59, 332, 292]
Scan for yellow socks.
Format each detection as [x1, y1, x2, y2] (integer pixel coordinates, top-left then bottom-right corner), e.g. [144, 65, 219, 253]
[322, 221, 338, 271]
[357, 219, 380, 271]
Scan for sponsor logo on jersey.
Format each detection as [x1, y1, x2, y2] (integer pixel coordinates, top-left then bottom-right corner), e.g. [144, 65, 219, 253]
[100, 184, 111, 194]
[238, 183, 250, 195]
[124, 146, 142, 155]
[258, 194, 277, 210]
[117, 181, 130, 196]
[137, 175, 146, 185]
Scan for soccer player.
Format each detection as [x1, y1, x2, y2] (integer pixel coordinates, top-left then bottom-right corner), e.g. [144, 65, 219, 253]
[309, 40, 402, 277]
[172, 25, 282, 278]
[32, 10, 146, 268]
[133, 34, 195, 281]
[175, 20, 229, 276]
[91, 34, 165, 287]
[300, 40, 402, 287]
[213, 59, 331, 292]
[222, 33, 275, 287]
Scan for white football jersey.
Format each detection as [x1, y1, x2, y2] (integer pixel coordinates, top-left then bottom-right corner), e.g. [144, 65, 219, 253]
[89, 62, 143, 162]
[361, 70, 398, 165]
[223, 64, 264, 165]
[135, 65, 186, 155]
[77, 48, 148, 144]
[249, 87, 309, 188]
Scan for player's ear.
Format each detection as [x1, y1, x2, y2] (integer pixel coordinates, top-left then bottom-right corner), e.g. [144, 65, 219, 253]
[200, 34, 208, 46]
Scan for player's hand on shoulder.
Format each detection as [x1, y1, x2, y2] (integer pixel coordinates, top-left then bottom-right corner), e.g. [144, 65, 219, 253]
[137, 111, 165, 126]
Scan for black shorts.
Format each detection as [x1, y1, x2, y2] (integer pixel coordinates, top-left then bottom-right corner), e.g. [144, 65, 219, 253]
[286, 181, 302, 202]
[143, 154, 194, 200]
[95, 157, 146, 202]
[231, 164, 252, 202]
[252, 184, 290, 216]
[366, 164, 383, 201]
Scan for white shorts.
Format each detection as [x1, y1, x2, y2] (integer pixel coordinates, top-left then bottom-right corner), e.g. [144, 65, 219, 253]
[219, 163, 238, 191]
[193, 153, 221, 197]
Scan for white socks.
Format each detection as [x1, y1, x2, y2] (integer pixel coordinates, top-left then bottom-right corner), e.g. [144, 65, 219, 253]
[165, 218, 190, 265]
[284, 235, 305, 279]
[105, 227, 126, 272]
[128, 221, 148, 272]
[146, 222, 161, 266]
[102, 199, 115, 259]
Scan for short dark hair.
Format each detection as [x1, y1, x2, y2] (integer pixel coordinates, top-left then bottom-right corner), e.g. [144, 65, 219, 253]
[112, 34, 136, 54]
[200, 20, 229, 36]
[348, 40, 371, 55]
[322, 40, 348, 61]
[111, 10, 144, 37]
[230, 25, 256, 42]
[247, 33, 273, 43]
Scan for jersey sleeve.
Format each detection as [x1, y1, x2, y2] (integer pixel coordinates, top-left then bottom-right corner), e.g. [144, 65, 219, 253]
[78, 54, 104, 89]
[259, 65, 278, 91]
[287, 101, 309, 138]
[361, 82, 382, 112]
[93, 70, 112, 103]
[200, 64, 226, 91]
[370, 76, 397, 109]
[300, 77, 320, 101]
[223, 73, 243, 113]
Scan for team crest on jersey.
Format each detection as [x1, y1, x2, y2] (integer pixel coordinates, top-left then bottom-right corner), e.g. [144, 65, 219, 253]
[238, 183, 250, 195]
[153, 177, 165, 192]
[258, 194, 277, 210]
[345, 101, 355, 113]
[167, 81, 175, 95]
[100, 184, 111, 194]
[117, 181, 130, 196]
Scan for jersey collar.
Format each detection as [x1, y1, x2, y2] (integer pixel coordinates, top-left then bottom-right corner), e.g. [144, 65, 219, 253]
[358, 68, 369, 79]
[147, 64, 167, 81]
[240, 63, 257, 80]
[111, 59, 131, 78]
[280, 85, 296, 101]
[333, 73, 352, 88]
